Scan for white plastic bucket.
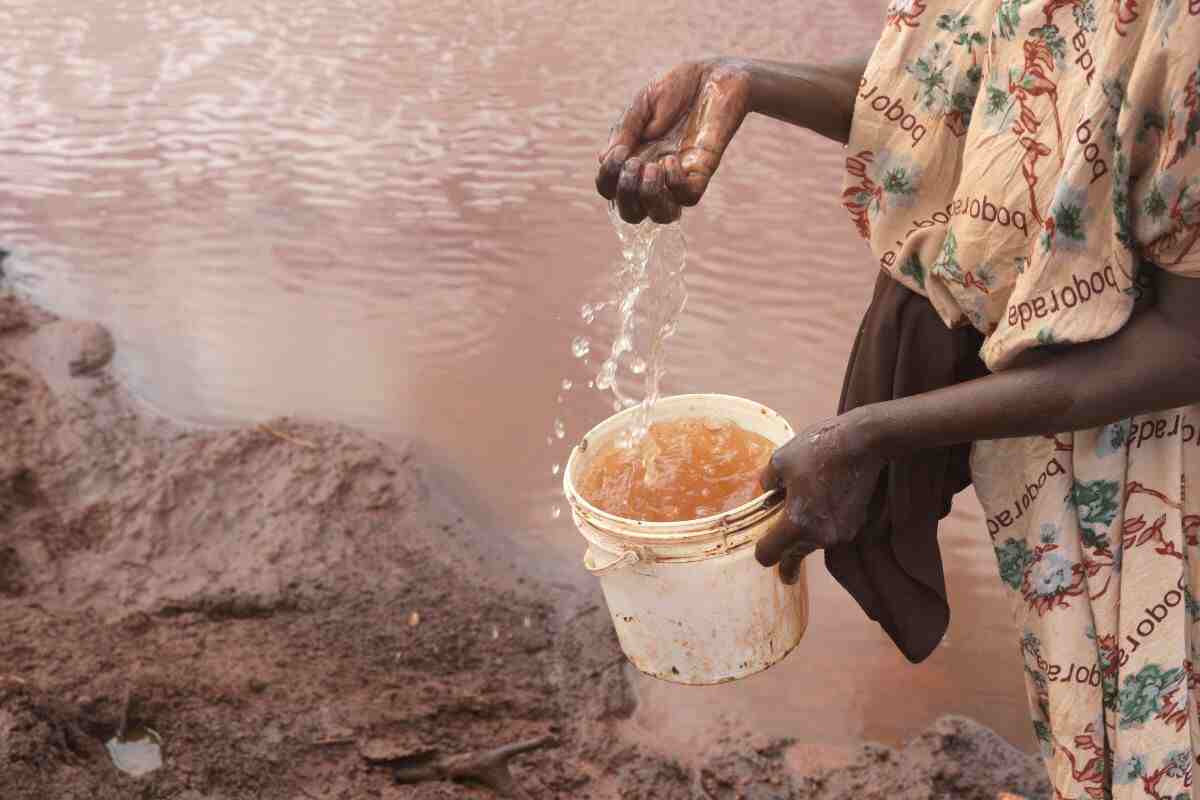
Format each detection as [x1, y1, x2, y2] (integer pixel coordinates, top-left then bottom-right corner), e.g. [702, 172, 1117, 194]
[562, 393, 808, 685]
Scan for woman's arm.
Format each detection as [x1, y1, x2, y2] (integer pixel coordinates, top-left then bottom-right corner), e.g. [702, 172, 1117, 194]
[596, 55, 870, 223]
[743, 57, 870, 146]
[851, 267, 1200, 456]
[756, 266, 1200, 571]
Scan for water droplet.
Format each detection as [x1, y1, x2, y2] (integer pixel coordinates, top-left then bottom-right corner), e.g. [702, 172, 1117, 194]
[561, 378, 573, 391]
[551, 463, 560, 476]
[551, 505, 562, 519]
[571, 336, 591, 358]
[630, 356, 647, 375]
[587, 380, 595, 389]
[612, 400, 622, 412]
[580, 304, 596, 324]
[553, 418, 566, 439]
[595, 360, 617, 390]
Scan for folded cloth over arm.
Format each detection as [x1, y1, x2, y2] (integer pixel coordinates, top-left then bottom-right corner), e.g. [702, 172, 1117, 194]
[825, 270, 988, 663]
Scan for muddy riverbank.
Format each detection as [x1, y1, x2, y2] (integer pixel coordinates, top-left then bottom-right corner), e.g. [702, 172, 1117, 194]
[0, 285, 1049, 798]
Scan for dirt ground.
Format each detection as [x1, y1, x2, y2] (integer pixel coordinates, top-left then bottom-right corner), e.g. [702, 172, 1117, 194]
[0, 280, 1051, 799]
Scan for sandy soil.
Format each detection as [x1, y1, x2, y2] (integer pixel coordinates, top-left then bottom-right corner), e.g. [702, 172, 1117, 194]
[0, 279, 1051, 799]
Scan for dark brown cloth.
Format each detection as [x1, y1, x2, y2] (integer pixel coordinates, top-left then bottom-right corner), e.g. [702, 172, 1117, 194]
[826, 270, 988, 664]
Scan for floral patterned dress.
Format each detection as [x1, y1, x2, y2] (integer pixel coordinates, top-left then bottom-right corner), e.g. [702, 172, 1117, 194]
[845, 0, 1200, 796]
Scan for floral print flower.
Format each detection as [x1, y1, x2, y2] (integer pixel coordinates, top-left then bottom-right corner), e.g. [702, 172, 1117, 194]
[1073, 0, 1098, 33]
[1041, 185, 1089, 253]
[899, 253, 926, 288]
[1031, 551, 1073, 597]
[995, 0, 1032, 39]
[1119, 664, 1185, 728]
[995, 538, 1033, 590]
[1113, 754, 1145, 784]
[1096, 420, 1130, 457]
[1067, 479, 1120, 528]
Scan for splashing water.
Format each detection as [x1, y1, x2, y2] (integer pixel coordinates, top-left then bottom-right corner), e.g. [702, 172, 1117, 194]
[548, 211, 687, 525]
[594, 204, 688, 447]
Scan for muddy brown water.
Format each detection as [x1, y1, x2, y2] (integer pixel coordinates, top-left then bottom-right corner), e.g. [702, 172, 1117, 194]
[0, 0, 1032, 756]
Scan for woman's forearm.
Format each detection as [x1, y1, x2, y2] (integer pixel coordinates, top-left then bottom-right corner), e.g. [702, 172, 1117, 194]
[735, 56, 871, 145]
[850, 268, 1200, 458]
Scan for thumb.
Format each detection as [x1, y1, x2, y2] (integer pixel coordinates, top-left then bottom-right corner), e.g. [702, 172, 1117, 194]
[779, 550, 806, 585]
[666, 70, 749, 206]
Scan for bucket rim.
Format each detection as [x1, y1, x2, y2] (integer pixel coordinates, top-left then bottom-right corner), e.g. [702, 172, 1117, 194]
[562, 393, 790, 543]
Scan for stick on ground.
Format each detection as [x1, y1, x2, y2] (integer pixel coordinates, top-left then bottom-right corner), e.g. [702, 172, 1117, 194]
[364, 735, 557, 799]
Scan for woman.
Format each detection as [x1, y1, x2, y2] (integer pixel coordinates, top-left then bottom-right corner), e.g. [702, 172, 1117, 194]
[597, 2, 1200, 796]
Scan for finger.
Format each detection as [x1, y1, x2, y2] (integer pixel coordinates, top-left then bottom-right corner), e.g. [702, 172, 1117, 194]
[661, 154, 685, 192]
[779, 550, 809, 585]
[668, 75, 748, 206]
[759, 447, 785, 493]
[755, 501, 810, 568]
[640, 163, 680, 224]
[596, 144, 630, 200]
[668, 157, 715, 207]
[600, 89, 653, 162]
[616, 158, 647, 224]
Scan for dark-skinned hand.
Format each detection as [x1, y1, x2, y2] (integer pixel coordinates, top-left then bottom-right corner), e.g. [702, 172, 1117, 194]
[596, 59, 751, 223]
[754, 417, 885, 584]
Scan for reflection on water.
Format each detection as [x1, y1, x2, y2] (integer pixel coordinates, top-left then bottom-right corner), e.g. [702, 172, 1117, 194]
[0, 0, 1031, 752]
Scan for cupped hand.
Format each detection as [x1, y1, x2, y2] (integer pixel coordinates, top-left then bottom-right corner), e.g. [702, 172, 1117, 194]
[754, 416, 885, 584]
[596, 59, 751, 224]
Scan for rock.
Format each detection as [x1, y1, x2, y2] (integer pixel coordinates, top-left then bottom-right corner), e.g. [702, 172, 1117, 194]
[0, 295, 28, 335]
[65, 322, 115, 376]
[0, 547, 26, 597]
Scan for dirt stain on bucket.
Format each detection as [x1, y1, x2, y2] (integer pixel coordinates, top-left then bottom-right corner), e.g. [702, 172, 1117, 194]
[105, 724, 163, 777]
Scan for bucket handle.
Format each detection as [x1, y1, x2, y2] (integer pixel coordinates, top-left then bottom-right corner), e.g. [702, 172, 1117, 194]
[584, 547, 641, 576]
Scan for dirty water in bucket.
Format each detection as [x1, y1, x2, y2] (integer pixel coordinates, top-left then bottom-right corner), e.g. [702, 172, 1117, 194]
[0, 0, 1031, 758]
[105, 725, 164, 777]
[576, 416, 775, 522]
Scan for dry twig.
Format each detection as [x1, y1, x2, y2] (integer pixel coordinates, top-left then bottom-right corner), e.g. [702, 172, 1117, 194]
[257, 423, 317, 449]
[364, 734, 557, 799]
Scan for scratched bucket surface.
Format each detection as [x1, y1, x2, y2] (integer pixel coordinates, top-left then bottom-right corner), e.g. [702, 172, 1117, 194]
[562, 393, 809, 685]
